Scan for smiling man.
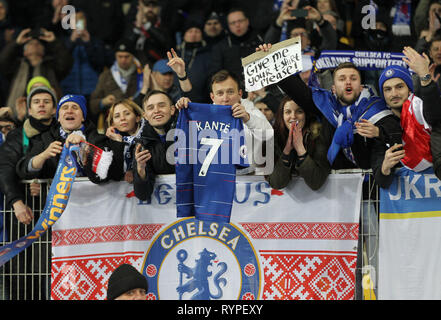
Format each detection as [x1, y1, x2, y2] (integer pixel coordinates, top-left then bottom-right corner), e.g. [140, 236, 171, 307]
[371, 46, 441, 187]
[175, 69, 273, 174]
[132, 90, 176, 201]
[16, 94, 117, 183]
[270, 52, 402, 170]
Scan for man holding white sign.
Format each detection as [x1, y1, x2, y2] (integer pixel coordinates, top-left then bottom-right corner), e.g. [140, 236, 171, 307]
[257, 43, 402, 171]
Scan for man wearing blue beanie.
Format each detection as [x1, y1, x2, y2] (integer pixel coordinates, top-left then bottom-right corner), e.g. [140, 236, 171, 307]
[16, 93, 121, 183]
[56, 94, 87, 120]
[372, 46, 441, 187]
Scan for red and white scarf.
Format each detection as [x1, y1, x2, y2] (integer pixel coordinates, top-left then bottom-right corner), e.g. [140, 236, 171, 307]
[400, 94, 432, 172]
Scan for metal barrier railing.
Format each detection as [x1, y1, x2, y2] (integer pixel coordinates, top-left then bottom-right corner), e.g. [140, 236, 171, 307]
[0, 171, 379, 300]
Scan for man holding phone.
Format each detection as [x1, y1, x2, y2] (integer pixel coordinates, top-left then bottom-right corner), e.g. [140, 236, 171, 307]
[371, 46, 441, 188]
[0, 27, 73, 121]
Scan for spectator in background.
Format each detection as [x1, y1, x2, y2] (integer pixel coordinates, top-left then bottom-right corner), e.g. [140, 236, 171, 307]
[44, 0, 71, 39]
[321, 10, 352, 50]
[134, 49, 193, 108]
[0, 0, 17, 107]
[351, 0, 418, 53]
[358, 11, 393, 93]
[255, 92, 281, 125]
[315, 0, 339, 16]
[124, 0, 172, 66]
[265, 3, 337, 58]
[89, 38, 144, 133]
[72, 0, 125, 48]
[203, 12, 226, 49]
[208, 8, 264, 88]
[265, 96, 330, 190]
[106, 263, 148, 300]
[105, 99, 146, 183]
[0, 86, 57, 225]
[0, 0, 18, 49]
[414, 0, 441, 45]
[0, 27, 73, 123]
[176, 18, 212, 103]
[60, 10, 112, 102]
[413, 34, 441, 95]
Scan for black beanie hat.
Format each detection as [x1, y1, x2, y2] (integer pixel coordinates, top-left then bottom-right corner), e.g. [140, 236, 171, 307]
[106, 264, 148, 300]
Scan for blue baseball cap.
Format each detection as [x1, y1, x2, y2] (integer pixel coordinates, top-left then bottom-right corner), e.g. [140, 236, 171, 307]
[152, 59, 173, 74]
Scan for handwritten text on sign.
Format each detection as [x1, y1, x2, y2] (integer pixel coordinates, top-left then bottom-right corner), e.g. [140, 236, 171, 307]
[242, 37, 302, 92]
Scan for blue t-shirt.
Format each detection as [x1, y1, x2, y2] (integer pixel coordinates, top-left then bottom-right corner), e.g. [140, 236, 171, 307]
[175, 102, 249, 223]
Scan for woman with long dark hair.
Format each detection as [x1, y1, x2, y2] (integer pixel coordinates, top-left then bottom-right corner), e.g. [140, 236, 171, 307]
[266, 96, 330, 190]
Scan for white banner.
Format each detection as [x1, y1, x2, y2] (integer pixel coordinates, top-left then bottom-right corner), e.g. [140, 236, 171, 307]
[379, 167, 441, 299]
[51, 173, 363, 300]
[241, 37, 302, 92]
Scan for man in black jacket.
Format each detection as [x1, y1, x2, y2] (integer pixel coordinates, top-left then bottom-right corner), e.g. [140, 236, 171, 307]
[208, 8, 264, 88]
[16, 94, 118, 184]
[133, 90, 176, 201]
[0, 86, 57, 225]
[371, 46, 441, 188]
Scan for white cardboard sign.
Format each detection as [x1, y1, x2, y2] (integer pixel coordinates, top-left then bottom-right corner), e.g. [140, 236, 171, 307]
[242, 37, 303, 92]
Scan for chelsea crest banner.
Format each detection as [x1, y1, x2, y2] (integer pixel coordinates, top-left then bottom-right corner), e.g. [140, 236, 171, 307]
[51, 173, 362, 300]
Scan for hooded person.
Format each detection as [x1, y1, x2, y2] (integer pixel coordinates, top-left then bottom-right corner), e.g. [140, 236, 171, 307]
[371, 47, 441, 187]
[106, 263, 148, 300]
[16, 94, 120, 184]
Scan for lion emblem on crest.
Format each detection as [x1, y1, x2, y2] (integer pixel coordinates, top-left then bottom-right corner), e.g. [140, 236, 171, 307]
[176, 248, 228, 300]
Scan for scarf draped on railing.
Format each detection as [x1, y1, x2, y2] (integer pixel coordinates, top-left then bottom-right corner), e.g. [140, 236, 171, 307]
[0, 145, 80, 266]
[0, 141, 112, 266]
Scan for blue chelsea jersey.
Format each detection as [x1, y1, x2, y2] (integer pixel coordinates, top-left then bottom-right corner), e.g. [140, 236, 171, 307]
[175, 102, 249, 223]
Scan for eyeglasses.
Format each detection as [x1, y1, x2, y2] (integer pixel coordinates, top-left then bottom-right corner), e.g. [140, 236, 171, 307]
[228, 18, 247, 26]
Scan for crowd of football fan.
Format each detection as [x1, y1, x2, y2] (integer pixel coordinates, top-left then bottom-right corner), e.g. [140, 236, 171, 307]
[0, 0, 441, 300]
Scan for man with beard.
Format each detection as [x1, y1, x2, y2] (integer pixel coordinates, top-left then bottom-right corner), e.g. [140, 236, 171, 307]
[0, 86, 57, 225]
[371, 46, 441, 186]
[258, 43, 402, 170]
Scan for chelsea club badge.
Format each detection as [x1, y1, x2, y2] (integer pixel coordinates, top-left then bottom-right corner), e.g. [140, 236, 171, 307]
[141, 217, 261, 300]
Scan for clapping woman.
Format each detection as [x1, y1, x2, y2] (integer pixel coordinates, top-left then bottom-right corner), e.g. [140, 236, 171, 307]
[266, 96, 331, 190]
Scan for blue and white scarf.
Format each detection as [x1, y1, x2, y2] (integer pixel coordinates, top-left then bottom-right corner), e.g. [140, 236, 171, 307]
[121, 118, 146, 172]
[110, 58, 144, 98]
[0, 145, 79, 267]
[311, 86, 393, 165]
